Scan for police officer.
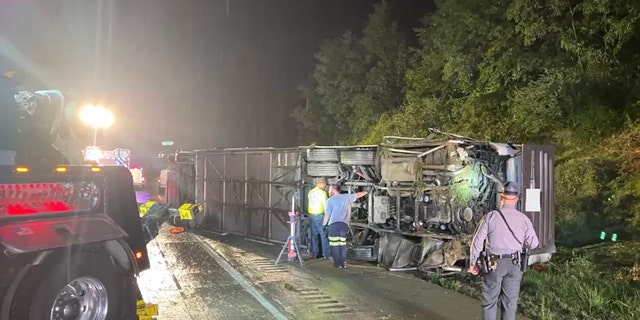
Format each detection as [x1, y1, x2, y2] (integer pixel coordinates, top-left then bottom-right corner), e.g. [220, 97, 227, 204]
[307, 178, 330, 259]
[468, 181, 539, 320]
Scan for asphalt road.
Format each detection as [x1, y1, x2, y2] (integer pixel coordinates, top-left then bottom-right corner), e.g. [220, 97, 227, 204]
[138, 225, 530, 320]
[137, 227, 287, 320]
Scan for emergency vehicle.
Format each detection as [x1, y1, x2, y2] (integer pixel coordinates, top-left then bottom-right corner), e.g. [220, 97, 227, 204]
[83, 146, 146, 188]
[1, 71, 151, 320]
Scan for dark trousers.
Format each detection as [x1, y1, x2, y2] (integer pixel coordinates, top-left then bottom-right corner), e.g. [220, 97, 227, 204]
[309, 214, 330, 258]
[328, 222, 348, 268]
[482, 258, 523, 320]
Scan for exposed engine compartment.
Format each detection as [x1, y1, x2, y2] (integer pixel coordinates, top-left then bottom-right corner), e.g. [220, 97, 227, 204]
[301, 131, 536, 271]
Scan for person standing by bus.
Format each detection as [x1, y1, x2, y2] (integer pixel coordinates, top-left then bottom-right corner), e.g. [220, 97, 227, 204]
[307, 178, 330, 259]
[323, 184, 368, 268]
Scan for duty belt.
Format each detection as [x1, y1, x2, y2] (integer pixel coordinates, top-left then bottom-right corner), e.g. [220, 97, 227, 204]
[490, 252, 519, 260]
[490, 252, 523, 267]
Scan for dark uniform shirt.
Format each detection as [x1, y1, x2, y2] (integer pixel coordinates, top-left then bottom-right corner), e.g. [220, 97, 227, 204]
[470, 204, 539, 264]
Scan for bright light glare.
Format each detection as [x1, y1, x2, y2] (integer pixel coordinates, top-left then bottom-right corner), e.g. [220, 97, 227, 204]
[79, 105, 115, 129]
[84, 146, 103, 162]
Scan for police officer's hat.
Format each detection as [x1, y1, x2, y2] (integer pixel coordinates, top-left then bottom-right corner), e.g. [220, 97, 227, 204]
[501, 181, 520, 195]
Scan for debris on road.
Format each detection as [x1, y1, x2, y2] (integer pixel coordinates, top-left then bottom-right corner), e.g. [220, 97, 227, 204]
[170, 226, 185, 234]
[136, 299, 159, 320]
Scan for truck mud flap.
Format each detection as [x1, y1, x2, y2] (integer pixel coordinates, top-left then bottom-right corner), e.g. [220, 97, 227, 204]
[0, 214, 127, 255]
[378, 233, 422, 269]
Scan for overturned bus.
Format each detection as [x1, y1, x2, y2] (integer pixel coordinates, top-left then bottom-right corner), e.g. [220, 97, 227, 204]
[158, 129, 555, 273]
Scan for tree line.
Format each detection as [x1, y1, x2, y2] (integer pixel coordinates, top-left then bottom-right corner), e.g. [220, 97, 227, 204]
[292, 0, 640, 246]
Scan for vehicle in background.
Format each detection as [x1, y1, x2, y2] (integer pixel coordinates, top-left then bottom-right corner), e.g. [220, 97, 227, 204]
[83, 146, 148, 199]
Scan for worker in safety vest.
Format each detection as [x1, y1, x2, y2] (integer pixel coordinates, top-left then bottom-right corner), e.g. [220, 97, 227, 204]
[307, 178, 330, 259]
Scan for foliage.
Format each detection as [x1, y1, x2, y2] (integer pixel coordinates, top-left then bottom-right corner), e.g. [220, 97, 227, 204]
[550, 122, 640, 245]
[311, 30, 366, 143]
[290, 80, 339, 145]
[554, 153, 619, 246]
[519, 255, 640, 320]
[518, 243, 640, 319]
[607, 121, 640, 174]
[603, 121, 640, 231]
[430, 243, 640, 320]
[295, 1, 411, 144]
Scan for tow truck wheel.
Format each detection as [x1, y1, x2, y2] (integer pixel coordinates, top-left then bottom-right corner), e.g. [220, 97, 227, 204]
[27, 253, 120, 320]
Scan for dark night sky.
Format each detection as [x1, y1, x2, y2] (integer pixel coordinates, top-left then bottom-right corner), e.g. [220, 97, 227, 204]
[0, 0, 432, 162]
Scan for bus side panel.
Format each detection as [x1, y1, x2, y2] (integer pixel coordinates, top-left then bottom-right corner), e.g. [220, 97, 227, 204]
[521, 144, 556, 254]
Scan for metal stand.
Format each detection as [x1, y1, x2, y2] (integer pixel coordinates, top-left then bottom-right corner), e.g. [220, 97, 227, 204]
[275, 196, 304, 266]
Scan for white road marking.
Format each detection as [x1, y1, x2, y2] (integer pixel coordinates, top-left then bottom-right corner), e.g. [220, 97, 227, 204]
[244, 238, 277, 246]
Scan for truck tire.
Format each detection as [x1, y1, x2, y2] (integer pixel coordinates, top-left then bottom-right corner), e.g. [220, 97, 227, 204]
[27, 253, 121, 320]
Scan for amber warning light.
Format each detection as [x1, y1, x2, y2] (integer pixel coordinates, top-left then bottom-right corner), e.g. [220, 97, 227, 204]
[15, 166, 29, 173]
[135, 250, 144, 260]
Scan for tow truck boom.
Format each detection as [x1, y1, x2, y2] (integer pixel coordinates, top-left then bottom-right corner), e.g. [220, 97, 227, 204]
[0, 73, 69, 166]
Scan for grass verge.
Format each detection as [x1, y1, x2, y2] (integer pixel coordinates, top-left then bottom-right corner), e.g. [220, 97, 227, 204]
[423, 241, 640, 320]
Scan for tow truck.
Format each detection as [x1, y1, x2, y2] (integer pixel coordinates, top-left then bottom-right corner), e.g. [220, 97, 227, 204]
[0, 71, 151, 320]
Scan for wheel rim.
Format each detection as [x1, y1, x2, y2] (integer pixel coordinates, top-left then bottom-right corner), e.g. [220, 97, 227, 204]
[50, 276, 108, 320]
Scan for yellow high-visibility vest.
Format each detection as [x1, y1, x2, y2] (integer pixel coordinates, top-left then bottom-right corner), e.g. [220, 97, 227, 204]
[139, 201, 156, 217]
[307, 187, 328, 214]
[178, 203, 203, 220]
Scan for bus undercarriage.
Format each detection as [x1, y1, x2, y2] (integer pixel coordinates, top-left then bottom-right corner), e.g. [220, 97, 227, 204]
[158, 130, 555, 273]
